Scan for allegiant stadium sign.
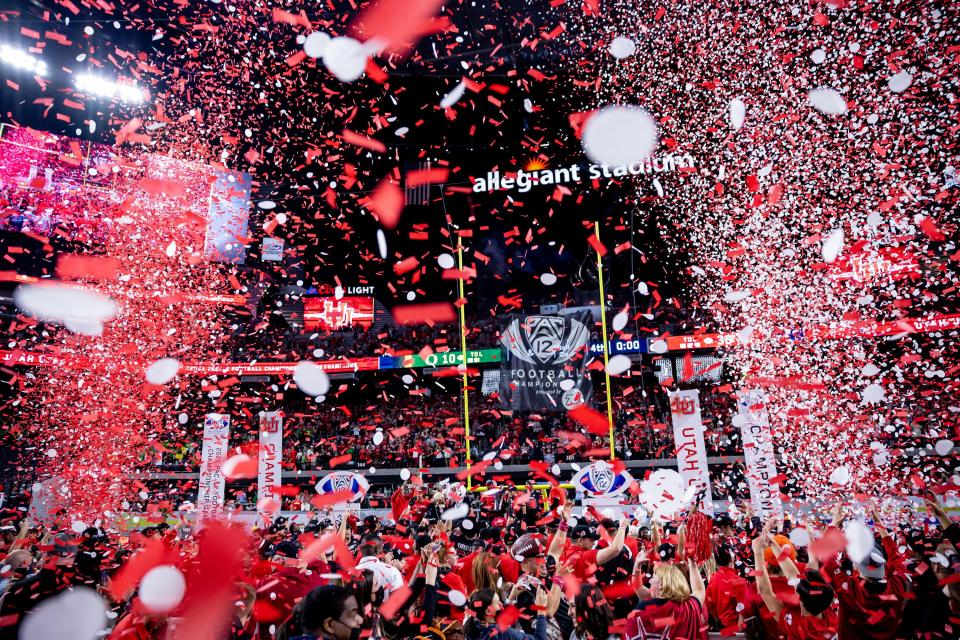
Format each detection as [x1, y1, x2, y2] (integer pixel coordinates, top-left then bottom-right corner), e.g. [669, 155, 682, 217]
[471, 153, 695, 193]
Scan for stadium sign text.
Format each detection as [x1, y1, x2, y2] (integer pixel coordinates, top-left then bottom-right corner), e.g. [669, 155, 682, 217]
[472, 154, 695, 193]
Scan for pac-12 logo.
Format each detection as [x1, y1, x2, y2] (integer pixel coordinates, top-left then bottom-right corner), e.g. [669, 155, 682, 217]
[501, 315, 589, 365]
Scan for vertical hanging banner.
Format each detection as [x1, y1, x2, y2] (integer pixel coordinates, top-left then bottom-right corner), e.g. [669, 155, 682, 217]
[736, 390, 784, 521]
[258, 412, 283, 516]
[669, 390, 714, 515]
[499, 311, 593, 410]
[197, 413, 231, 525]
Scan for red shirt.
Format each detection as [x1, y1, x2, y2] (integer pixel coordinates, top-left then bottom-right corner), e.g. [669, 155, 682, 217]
[625, 596, 708, 640]
[561, 544, 599, 581]
[742, 575, 797, 640]
[705, 566, 746, 629]
[778, 607, 838, 640]
[821, 534, 907, 640]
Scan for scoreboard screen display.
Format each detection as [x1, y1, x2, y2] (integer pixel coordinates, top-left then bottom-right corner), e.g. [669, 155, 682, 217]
[654, 354, 723, 385]
[303, 296, 375, 331]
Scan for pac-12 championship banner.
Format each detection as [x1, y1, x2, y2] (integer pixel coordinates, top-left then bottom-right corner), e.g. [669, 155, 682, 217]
[736, 390, 784, 521]
[499, 311, 593, 411]
[258, 412, 283, 517]
[197, 413, 231, 526]
[669, 389, 714, 515]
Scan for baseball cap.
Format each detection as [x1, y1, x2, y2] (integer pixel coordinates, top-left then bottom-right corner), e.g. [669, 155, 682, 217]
[511, 533, 545, 560]
[52, 533, 78, 558]
[857, 549, 887, 581]
[713, 513, 734, 528]
[273, 540, 300, 559]
[570, 525, 600, 541]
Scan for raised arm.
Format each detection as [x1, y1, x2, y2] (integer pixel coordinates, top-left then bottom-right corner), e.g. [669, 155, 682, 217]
[687, 557, 706, 604]
[547, 501, 572, 561]
[767, 534, 800, 582]
[752, 535, 782, 617]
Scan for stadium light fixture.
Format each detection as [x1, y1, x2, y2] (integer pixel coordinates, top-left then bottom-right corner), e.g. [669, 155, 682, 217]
[73, 72, 146, 104]
[0, 44, 47, 76]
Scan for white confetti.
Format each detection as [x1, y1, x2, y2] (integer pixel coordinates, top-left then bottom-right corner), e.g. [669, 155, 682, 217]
[540, 273, 557, 285]
[724, 289, 751, 303]
[861, 383, 885, 404]
[829, 465, 851, 486]
[377, 229, 387, 259]
[322, 36, 367, 82]
[145, 358, 180, 385]
[400, 468, 411, 481]
[810, 48, 826, 64]
[437, 253, 455, 269]
[606, 354, 632, 376]
[887, 71, 912, 93]
[139, 565, 186, 614]
[649, 339, 668, 354]
[935, 439, 954, 456]
[789, 527, 811, 547]
[440, 80, 467, 109]
[441, 503, 469, 521]
[582, 105, 658, 166]
[808, 87, 847, 115]
[303, 31, 331, 59]
[20, 587, 107, 640]
[609, 36, 636, 59]
[165, 241, 177, 257]
[729, 98, 746, 130]
[448, 590, 467, 607]
[293, 361, 330, 396]
[844, 520, 874, 563]
[373, 430, 385, 446]
[15, 283, 117, 331]
[821, 228, 844, 263]
[612, 310, 628, 332]
[258, 200, 277, 210]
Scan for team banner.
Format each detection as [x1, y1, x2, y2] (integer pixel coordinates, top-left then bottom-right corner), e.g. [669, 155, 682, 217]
[499, 311, 593, 411]
[669, 389, 714, 515]
[198, 413, 231, 526]
[736, 390, 784, 521]
[258, 412, 283, 517]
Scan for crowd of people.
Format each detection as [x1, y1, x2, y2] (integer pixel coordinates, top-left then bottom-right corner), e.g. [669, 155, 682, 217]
[0, 480, 957, 640]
